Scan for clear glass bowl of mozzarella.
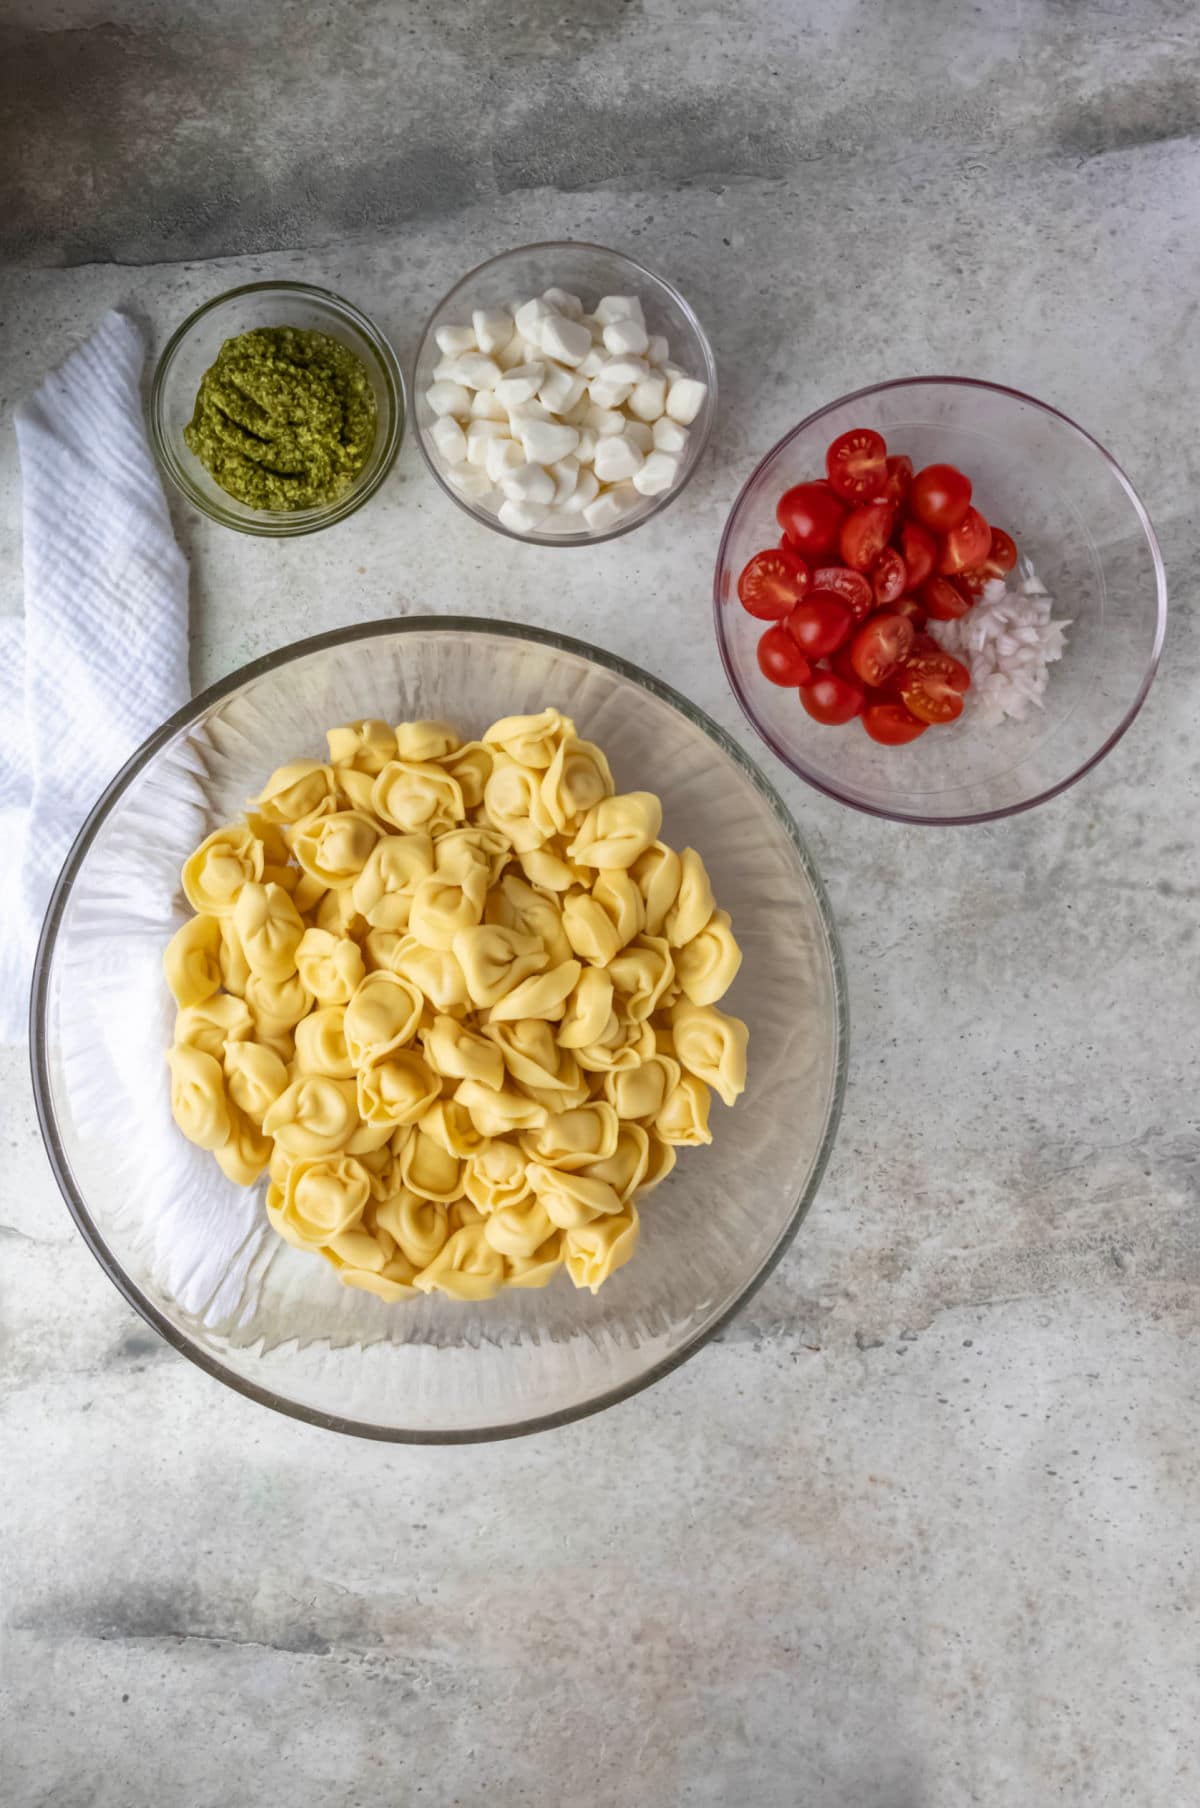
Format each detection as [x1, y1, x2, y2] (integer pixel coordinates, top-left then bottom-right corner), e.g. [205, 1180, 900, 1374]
[715, 378, 1167, 824]
[413, 242, 717, 545]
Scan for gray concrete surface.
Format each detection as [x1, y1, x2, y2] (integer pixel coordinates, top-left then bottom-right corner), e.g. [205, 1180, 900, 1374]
[1, 2, 1198, 1804]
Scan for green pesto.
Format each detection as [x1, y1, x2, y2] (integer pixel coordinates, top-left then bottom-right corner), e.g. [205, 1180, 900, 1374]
[184, 326, 377, 511]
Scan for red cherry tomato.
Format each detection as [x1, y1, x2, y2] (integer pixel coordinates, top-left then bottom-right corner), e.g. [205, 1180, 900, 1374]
[890, 595, 927, 630]
[899, 519, 937, 589]
[862, 700, 928, 745]
[777, 482, 847, 558]
[986, 526, 1018, 574]
[786, 593, 853, 658]
[911, 464, 972, 532]
[757, 624, 812, 687]
[938, 506, 992, 575]
[900, 669, 966, 725]
[919, 575, 972, 621]
[848, 612, 915, 688]
[825, 427, 887, 502]
[881, 453, 913, 509]
[799, 671, 865, 725]
[737, 546, 811, 619]
[871, 546, 906, 606]
[839, 503, 895, 572]
[810, 566, 873, 621]
[903, 647, 971, 692]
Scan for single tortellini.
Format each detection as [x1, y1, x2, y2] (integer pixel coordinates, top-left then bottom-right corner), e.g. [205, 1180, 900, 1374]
[482, 756, 556, 853]
[482, 1197, 555, 1261]
[562, 871, 643, 966]
[655, 1071, 713, 1147]
[674, 909, 742, 1006]
[604, 1053, 681, 1123]
[295, 926, 366, 1005]
[322, 1233, 419, 1303]
[670, 1002, 749, 1107]
[408, 866, 488, 952]
[394, 719, 460, 763]
[456, 1079, 548, 1138]
[516, 841, 591, 893]
[573, 1016, 656, 1075]
[583, 1123, 650, 1202]
[294, 1006, 355, 1078]
[436, 825, 510, 887]
[453, 925, 547, 1010]
[526, 1162, 623, 1231]
[182, 823, 265, 917]
[567, 792, 662, 871]
[292, 809, 382, 891]
[214, 1106, 272, 1187]
[539, 736, 614, 833]
[522, 1102, 620, 1172]
[232, 882, 305, 983]
[270, 1153, 371, 1247]
[641, 1133, 677, 1194]
[163, 914, 223, 1009]
[357, 1049, 440, 1128]
[351, 834, 434, 929]
[374, 1191, 450, 1269]
[262, 1075, 359, 1158]
[486, 873, 573, 965]
[483, 707, 573, 769]
[665, 848, 716, 948]
[223, 1041, 289, 1121]
[484, 959, 582, 1025]
[556, 967, 614, 1050]
[254, 759, 336, 825]
[564, 1206, 639, 1293]
[398, 1128, 464, 1203]
[167, 1045, 231, 1150]
[421, 1015, 505, 1091]
[483, 1019, 580, 1098]
[630, 842, 682, 936]
[332, 767, 379, 814]
[371, 760, 464, 836]
[174, 992, 254, 1061]
[437, 740, 493, 810]
[344, 971, 424, 1066]
[244, 970, 312, 1034]
[327, 717, 398, 774]
[506, 1229, 565, 1289]
[387, 938, 471, 1013]
[606, 935, 676, 1023]
[413, 1221, 505, 1301]
[463, 1139, 531, 1214]
[419, 1099, 487, 1161]
[218, 916, 252, 996]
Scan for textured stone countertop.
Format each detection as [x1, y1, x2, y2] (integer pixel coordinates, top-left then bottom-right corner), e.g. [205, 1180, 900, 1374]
[1, 4, 1197, 1804]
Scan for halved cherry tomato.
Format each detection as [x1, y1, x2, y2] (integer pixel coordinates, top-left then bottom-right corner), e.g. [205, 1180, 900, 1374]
[839, 503, 895, 572]
[899, 519, 937, 590]
[849, 612, 915, 688]
[900, 669, 966, 725]
[826, 428, 887, 502]
[799, 671, 865, 725]
[881, 453, 913, 509]
[962, 525, 1018, 588]
[890, 596, 927, 630]
[903, 647, 971, 692]
[737, 546, 811, 619]
[938, 506, 992, 575]
[911, 463, 972, 532]
[777, 482, 847, 558]
[786, 593, 853, 658]
[757, 624, 812, 687]
[810, 566, 873, 621]
[872, 546, 906, 606]
[862, 700, 928, 745]
[919, 574, 972, 620]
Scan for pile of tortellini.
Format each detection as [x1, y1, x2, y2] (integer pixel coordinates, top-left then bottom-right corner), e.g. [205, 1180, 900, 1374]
[164, 708, 748, 1304]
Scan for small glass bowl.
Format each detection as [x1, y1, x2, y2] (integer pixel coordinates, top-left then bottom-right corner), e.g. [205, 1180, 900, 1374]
[714, 377, 1167, 824]
[412, 241, 717, 547]
[149, 280, 405, 537]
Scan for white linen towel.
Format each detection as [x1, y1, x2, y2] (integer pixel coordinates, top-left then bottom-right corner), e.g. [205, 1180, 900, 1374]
[0, 310, 189, 1042]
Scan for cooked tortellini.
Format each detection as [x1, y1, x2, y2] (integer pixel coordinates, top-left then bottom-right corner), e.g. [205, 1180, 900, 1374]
[165, 708, 748, 1303]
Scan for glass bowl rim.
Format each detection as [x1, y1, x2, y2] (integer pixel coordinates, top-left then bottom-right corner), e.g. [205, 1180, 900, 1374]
[713, 373, 1169, 826]
[29, 614, 848, 1444]
[149, 279, 407, 539]
[412, 239, 718, 548]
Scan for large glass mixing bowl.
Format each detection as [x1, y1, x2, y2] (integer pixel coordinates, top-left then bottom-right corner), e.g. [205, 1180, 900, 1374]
[31, 621, 847, 1442]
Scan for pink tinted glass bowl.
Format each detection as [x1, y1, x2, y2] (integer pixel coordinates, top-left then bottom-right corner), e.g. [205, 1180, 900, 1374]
[714, 378, 1167, 824]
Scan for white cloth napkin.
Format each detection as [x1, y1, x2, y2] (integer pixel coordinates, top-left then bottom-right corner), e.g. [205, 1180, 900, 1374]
[0, 310, 189, 1042]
